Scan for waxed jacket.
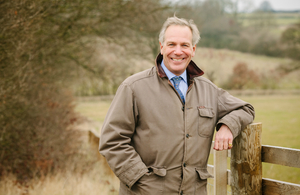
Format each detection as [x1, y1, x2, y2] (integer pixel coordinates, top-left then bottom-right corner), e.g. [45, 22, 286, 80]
[99, 54, 255, 195]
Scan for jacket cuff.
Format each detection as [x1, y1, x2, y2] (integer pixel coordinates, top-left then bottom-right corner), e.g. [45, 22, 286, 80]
[118, 161, 148, 189]
[217, 116, 240, 139]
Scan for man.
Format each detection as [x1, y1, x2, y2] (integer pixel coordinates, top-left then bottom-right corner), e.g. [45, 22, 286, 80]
[99, 16, 255, 195]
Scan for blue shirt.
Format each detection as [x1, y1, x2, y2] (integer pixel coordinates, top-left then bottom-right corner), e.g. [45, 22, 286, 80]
[161, 60, 188, 99]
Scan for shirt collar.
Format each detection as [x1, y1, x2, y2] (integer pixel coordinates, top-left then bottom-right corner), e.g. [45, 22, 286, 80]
[161, 60, 187, 83]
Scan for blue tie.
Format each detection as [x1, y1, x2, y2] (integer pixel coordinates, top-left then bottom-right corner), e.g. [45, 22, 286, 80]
[171, 76, 185, 104]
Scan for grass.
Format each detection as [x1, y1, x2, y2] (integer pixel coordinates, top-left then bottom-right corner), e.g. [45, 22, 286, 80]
[238, 12, 300, 26]
[242, 95, 300, 149]
[0, 131, 119, 195]
[75, 99, 112, 123]
[0, 165, 119, 195]
[237, 12, 300, 39]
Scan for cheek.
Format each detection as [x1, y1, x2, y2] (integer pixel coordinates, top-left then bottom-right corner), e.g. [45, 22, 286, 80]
[164, 49, 173, 56]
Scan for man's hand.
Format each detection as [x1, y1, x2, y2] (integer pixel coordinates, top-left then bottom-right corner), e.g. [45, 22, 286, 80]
[213, 124, 233, 151]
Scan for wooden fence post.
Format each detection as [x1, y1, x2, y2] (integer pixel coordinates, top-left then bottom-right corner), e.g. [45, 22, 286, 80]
[230, 123, 262, 195]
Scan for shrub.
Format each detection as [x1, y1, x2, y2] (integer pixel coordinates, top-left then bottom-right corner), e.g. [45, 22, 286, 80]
[0, 79, 83, 182]
[223, 62, 260, 89]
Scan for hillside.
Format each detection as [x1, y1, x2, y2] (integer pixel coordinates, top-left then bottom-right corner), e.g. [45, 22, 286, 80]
[193, 47, 299, 89]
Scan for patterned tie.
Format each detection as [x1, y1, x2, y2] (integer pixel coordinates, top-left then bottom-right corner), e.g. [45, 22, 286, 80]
[171, 76, 185, 104]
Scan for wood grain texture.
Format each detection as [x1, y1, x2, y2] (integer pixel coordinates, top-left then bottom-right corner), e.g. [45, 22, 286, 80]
[262, 145, 300, 168]
[262, 178, 300, 195]
[230, 123, 262, 195]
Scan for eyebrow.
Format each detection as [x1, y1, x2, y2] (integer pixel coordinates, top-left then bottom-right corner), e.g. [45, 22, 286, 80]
[166, 41, 191, 45]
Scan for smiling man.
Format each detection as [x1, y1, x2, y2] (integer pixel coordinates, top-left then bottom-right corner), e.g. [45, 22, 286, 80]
[99, 16, 255, 195]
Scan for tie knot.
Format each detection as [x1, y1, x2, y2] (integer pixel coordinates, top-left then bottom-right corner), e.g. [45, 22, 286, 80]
[172, 76, 182, 84]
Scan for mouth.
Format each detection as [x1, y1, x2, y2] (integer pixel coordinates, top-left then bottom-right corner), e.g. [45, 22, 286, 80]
[171, 58, 185, 61]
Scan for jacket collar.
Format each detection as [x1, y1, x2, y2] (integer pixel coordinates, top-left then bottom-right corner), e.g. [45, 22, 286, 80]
[155, 53, 204, 80]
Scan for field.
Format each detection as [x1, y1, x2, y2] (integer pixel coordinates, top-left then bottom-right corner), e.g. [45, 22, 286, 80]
[238, 12, 300, 37]
[238, 12, 300, 26]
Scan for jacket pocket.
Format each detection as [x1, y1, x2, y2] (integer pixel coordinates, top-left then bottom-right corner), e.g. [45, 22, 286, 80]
[130, 167, 166, 195]
[146, 166, 167, 176]
[195, 168, 214, 180]
[198, 107, 215, 138]
[195, 168, 214, 194]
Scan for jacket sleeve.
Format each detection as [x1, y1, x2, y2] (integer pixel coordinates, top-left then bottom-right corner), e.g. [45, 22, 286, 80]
[216, 89, 255, 139]
[99, 83, 148, 188]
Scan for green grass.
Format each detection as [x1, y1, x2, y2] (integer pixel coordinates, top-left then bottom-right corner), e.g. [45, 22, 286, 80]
[238, 12, 300, 26]
[75, 99, 112, 122]
[240, 94, 300, 184]
[76, 94, 300, 184]
[241, 95, 300, 149]
[237, 12, 300, 38]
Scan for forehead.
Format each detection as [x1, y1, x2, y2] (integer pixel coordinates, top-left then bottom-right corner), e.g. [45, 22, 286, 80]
[164, 25, 193, 43]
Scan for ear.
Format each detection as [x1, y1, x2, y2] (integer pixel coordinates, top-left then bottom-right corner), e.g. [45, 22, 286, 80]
[159, 42, 163, 54]
[192, 45, 196, 57]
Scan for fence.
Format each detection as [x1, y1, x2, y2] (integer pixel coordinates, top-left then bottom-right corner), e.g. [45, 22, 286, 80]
[208, 123, 300, 195]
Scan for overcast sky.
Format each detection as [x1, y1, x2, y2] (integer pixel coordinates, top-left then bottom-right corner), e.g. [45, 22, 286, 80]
[253, 0, 300, 10]
[168, 0, 300, 12]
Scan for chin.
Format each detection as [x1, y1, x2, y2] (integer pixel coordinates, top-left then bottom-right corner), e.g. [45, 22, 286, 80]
[171, 65, 186, 71]
[171, 68, 185, 75]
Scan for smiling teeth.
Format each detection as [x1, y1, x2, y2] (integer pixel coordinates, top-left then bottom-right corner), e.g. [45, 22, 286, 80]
[173, 58, 183, 61]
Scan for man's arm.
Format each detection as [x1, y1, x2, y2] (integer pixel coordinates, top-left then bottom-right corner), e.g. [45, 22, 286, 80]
[213, 89, 255, 151]
[99, 83, 148, 188]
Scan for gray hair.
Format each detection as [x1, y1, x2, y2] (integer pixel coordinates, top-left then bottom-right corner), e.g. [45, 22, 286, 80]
[159, 16, 200, 46]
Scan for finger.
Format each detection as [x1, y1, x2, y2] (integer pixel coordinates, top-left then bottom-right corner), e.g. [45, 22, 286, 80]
[223, 140, 228, 150]
[218, 140, 224, 151]
[213, 140, 219, 150]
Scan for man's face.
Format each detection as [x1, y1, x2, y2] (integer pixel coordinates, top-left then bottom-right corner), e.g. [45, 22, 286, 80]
[160, 25, 196, 76]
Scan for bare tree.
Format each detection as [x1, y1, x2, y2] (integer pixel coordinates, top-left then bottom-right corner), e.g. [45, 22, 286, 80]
[0, 0, 169, 181]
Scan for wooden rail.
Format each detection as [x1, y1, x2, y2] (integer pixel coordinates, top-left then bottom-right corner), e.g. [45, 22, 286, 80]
[208, 123, 300, 195]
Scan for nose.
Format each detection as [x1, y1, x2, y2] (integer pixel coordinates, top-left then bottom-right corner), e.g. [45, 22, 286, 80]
[174, 45, 183, 55]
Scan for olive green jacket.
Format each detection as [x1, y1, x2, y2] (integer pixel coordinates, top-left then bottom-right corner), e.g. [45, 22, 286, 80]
[99, 54, 255, 195]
